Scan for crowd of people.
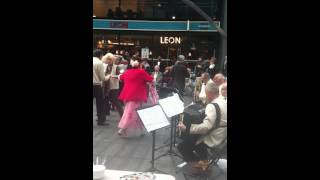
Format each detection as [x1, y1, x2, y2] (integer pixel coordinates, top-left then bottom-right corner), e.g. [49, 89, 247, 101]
[93, 48, 227, 171]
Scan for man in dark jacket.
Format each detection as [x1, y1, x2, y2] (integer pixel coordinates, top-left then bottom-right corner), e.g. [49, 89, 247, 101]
[171, 55, 190, 95]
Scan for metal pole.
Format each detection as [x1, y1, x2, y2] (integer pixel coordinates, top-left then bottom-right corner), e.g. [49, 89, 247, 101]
[169, 118, 174, 151]
[181, 0, 227, 39]
[151, 131, 156, 169]
[153, 0, 155, 18]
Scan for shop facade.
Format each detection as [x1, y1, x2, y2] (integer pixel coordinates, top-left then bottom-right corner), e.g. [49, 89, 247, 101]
[93, 19, 221, 68]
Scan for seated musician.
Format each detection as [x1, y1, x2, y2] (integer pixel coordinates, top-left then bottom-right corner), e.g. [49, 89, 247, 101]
[193, 72, 213, 103]
[178, 82, 227, 169]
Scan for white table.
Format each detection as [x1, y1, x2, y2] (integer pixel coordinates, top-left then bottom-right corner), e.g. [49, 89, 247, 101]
[101, 169, 175, 180]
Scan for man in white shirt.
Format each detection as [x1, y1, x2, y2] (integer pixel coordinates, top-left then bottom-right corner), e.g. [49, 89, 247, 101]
[93, 49, 108, 126]
[178, 83, 227, 165]
[104, 55, 123, 118]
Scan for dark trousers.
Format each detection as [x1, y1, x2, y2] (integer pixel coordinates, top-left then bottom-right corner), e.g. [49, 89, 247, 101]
[173, 82, 185, 96]
[93, 85, 106, 123]
[104, 95, 111, 116]
[108, 89, 123, 118]
[177, 139, 208, 162]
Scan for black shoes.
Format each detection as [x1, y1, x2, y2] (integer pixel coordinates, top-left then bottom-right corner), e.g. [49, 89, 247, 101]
[97, 121, 109, 126]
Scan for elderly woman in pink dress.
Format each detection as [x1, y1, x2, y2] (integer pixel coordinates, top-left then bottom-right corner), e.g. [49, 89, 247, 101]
[117, 56, 154, 137]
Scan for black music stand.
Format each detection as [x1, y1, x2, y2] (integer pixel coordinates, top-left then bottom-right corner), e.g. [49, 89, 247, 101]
[136, 104, 170, 173]
[155, 92, 185, 160]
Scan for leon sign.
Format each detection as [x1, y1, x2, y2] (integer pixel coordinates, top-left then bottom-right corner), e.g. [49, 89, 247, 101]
[160, 36, 181, 44]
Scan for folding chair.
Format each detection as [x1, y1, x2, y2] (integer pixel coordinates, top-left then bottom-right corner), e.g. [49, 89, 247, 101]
[181, 137, 227, 180]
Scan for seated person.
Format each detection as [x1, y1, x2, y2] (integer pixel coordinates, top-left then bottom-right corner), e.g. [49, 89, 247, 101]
[193, 72, 213, 103]
[219, 82, 227, 101]
[178, 83, 227, 169]
[151, 65, 163, 88]
[212, 73, 226, 87]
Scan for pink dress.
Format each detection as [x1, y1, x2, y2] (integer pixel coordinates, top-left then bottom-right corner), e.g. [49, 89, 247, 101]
[118, 69, 153, 131]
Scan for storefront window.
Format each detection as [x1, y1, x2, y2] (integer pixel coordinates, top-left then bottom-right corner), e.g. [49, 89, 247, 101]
[94, 30, 219, 61]
[93, 0, 222, 20]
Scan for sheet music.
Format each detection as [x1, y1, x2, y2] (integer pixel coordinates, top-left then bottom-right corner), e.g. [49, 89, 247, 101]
[158, 93, 184, 117]
[137, 105, 170, 132]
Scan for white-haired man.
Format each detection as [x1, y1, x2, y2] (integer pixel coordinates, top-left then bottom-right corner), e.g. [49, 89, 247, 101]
[178, 82, 227, 168]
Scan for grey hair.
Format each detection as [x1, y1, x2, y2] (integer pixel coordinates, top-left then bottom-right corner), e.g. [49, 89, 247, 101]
[202, 72, 210, 79]
[102, 53, 113, 62]
[177, 55, 185, 61]
[205, 82, 220, 95]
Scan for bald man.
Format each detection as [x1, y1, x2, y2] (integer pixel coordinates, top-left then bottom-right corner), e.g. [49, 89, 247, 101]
[212, 73, 225, 87]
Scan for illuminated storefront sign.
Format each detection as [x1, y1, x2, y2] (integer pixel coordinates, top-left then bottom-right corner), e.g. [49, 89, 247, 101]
[93, 19, 220, 32]
[160, 36, 181, 44]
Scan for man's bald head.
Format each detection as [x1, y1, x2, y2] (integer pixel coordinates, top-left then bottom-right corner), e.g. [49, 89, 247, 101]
[213, 73, 225, 86]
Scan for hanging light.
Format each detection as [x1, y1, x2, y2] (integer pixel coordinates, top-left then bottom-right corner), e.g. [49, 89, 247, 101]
[149, 51, 152, 55]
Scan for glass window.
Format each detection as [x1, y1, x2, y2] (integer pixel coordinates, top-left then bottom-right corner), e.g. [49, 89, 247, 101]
[93, 0, 222, 20]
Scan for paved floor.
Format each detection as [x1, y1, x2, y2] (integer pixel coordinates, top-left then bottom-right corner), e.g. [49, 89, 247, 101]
[93, 96, 227, 180]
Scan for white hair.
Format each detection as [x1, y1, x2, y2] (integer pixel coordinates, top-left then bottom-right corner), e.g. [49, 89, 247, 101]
[205, 82, 219, 95]
[131, 60, 139, 67]
[178, 55, 185, 61]
[105, 53, 113, 59]
[102, 53, 113, 63]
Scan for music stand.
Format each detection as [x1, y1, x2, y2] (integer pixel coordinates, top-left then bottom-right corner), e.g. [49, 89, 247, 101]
[136, 104, 170, 173]
[155, 93, 184, 159]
